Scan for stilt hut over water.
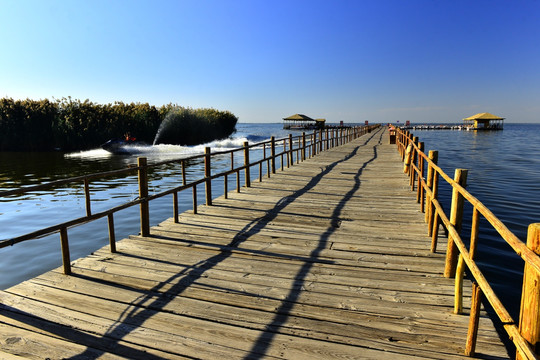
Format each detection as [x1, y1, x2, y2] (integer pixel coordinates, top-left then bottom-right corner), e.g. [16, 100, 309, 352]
[283, 114, 317, 129]
[315, 118, 326, 128]
[463, 112, 505, 130]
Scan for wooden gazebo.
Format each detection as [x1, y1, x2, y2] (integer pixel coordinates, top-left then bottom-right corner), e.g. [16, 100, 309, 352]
[463, 112, 505, 130]
[283, 114, 318, 130]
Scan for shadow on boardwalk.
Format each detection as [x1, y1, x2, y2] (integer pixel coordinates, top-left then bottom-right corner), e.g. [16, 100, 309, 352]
[2, 130, 384, 359]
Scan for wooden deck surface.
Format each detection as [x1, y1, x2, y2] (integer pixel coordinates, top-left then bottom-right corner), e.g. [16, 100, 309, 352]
[0, 128, 509, 359]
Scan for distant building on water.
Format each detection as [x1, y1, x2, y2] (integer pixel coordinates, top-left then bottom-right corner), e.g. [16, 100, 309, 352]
[283, 114, 325, 130]
[463, 112, 505, 130]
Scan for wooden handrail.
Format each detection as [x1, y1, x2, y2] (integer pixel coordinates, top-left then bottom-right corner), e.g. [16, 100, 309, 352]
[1, 124, 380, 251]
[394, 126, 540, 359]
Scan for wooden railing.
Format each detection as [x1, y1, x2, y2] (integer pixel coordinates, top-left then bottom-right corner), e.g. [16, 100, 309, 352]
[0, 124, 379, 273]
[395, 126, 540, 360]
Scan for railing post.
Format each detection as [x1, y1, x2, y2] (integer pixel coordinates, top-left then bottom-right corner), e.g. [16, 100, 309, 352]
[60, 226, 71, 275]
[302, 132, 306, 161]
[271, 136, 276, 173]
[410, 137, 418, 188]
[326, 128, 329, 149]
[285, 139, 290, 167]
[456, 207, 480, 314]
[205, 147, 212, 206]
[455, 254, 465, 314]
[518, 223, 540, 359]
[193, 184, 198, 214]
[108, 213, 116, 253]
[173, 191, 179, 223]
[84, 177, 91, 216]
[181, 160, 186, 185]
[425, 150, 438, 225]
[312, 131, 317, 156]
[444, 169, 468, 278]
[465, 282, 482, 356]
[137, 157, 150, 237]
[288, 134, 294, 165]
[403, 144, 413, 174]
[243, 142, 251, 187]
[417, 142, 424, 204]
[224, 174, 228, 199]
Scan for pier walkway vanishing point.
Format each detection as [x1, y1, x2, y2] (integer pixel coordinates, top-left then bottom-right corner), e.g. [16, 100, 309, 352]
[0, 127, 509, 359]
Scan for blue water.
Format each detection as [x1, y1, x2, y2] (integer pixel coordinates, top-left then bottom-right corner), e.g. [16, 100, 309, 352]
[0, 123, 291, 290]
[407, 123, 540, 319]
[0, 122, 539, 321]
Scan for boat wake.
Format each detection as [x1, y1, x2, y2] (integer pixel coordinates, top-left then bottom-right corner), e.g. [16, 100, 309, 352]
[65, 135, 262, 161]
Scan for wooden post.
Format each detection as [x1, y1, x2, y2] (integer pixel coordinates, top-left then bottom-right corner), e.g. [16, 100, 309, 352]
[469, 207, 480, 259]
[454, 254, 465, 314]
[518, 223, 540, 358]
[431, 213, 440, 253]
[410, 137, 418, 188]
[243, 142, 250, 187]
[301, 133, 306, 161]
[444, 169, 468, 278]
[204, 147, 212, 206]
[137, 157, 150, 237]
[425, 150, 438, 224]
[108, 213, 116, 253]
[456, 207, 480, 314]
[403, 144, 413, 173]
[268, 160, 272, 176]
[173, 191, 179, 223]
[271, 136, 276, 174]
[224, 174, 228, 199]
[417, 142, 424, 204]
[428, 169, 440, 239]
[287, 134, 293, 165]
[84, 178, 91, 216]
[193, 184, 198, 214]
[326, 128, 329, 149]
[60, 227, 71, 275]
[181, 160, 186, 185]
[465, 282, 482, 356]
[312, 131, 317, 156]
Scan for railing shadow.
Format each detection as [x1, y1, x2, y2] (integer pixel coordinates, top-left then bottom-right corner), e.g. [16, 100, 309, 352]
[2, 128, 383, 359]
[89, 129, 380, 359]
[244, 129, 382, 359]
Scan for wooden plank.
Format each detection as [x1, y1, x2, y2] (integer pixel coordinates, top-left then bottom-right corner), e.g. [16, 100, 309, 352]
[0, 127, 509, 359]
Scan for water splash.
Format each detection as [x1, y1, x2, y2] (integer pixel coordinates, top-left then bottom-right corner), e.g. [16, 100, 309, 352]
[65, 136, 253, 162]
[153, 110, 176, 145]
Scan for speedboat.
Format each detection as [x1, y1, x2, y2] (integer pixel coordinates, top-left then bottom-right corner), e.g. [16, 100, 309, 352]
[101, 138, 139, 155]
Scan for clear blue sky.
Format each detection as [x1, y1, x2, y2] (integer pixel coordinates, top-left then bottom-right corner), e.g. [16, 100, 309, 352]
[1, 0, 539, 123]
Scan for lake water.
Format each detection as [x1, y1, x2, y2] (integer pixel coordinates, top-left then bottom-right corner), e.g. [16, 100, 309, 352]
[406, 123, 540, 319]
[1, 122, 539, 320]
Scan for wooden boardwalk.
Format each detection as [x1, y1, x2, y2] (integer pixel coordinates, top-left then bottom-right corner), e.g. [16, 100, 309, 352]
[0, 128, 509, 359]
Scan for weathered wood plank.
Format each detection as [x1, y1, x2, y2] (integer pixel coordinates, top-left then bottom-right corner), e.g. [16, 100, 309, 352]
[0, 127, 509, 359]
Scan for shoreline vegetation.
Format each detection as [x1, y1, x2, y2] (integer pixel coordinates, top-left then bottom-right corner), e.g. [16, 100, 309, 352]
[0, 97, 238, 151]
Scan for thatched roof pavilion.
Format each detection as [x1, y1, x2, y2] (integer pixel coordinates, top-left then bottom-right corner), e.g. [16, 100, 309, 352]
[463, 112, 505, 130]
[283, 114, 317, 129]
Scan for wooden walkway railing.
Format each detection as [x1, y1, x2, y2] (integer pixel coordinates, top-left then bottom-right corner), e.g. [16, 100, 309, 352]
[0, 125, 378, 275]
[395, 126, 540, 359]
[0, 125, 514, 358]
